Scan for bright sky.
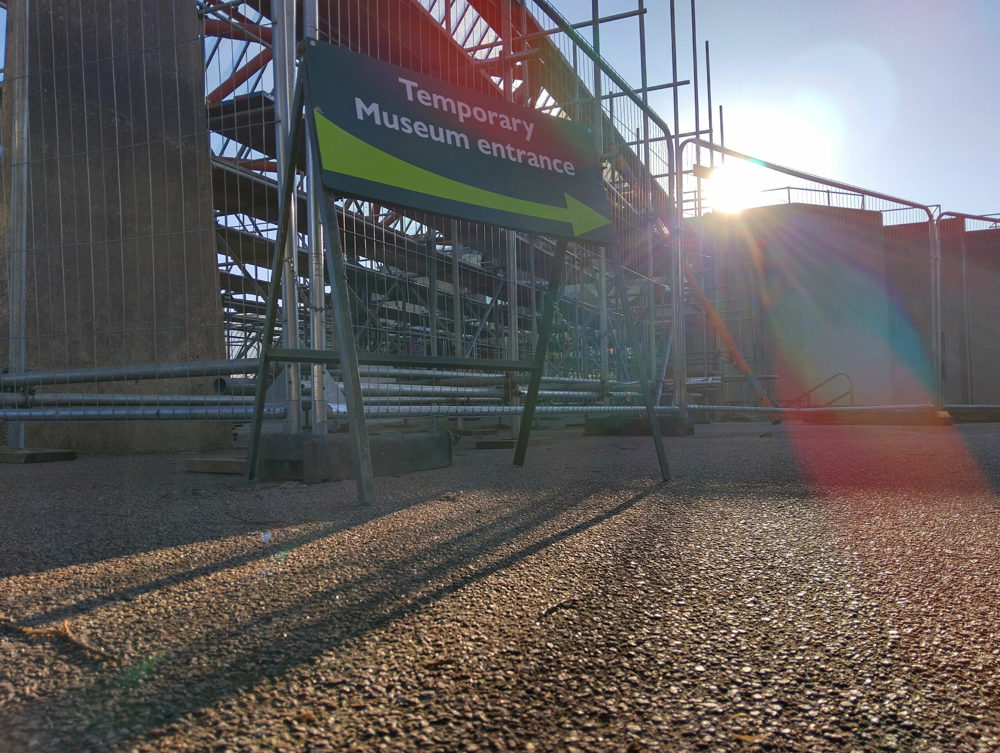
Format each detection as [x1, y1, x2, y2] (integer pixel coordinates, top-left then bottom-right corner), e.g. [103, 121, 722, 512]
[559, 0, 999, 216]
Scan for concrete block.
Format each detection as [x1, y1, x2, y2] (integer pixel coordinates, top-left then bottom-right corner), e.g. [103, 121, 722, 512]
[583, 414, 695, 437]
[258, 431, 452, 483]
[947, 406, 1000, 423]
[0, 449, 77, 464]
[473, 437, 548, 450]
[802, 408, 952, 426]
[184, 456, 245, 475]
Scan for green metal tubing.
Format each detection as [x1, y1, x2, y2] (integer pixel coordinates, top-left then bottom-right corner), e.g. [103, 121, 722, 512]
[266, 347, 537, 374]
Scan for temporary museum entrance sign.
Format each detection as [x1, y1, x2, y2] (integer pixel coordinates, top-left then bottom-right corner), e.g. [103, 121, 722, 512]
[246, 41, 668, 504]
[302, 40, 616, 244]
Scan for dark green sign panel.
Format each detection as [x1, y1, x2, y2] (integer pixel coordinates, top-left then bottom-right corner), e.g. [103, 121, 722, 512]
[303, 41, 616, 244]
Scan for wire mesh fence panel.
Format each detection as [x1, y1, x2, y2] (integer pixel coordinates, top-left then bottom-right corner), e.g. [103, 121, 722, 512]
[8, 1, 994, 457]
[936, 213, 1000, 406]
[0, 1, 685, 451]
[675, 140, 944, 412]
[252, 0, 680, 423]
[1, 1, 233, 452]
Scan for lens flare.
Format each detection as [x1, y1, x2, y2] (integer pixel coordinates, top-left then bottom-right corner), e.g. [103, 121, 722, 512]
[705, 160, 770, 214]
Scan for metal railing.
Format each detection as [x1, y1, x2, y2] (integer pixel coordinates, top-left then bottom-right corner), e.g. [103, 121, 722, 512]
[782, 372, 854, 410]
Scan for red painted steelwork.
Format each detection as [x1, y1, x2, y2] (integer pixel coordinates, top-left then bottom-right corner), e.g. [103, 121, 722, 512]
[217, 156, 278, 172]
[204, 17, 273, 45]
[207, 48, 273, 104]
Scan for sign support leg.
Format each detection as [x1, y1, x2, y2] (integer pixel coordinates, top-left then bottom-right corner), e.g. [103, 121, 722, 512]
[306, 101, 376, 504]
[246, 76, 304, 480]
[612, 251, 671, 481]
[514, 238, 568, 467]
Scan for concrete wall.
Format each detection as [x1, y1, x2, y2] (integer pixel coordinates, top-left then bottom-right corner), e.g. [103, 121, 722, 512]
[885, 218, 1000, 406]
[937, 217, 972, 404]
[0, 1, 228, 452]
[698, 209, 998, 410]
[703, 204, 896, 407]
[882, 221, 936, 404]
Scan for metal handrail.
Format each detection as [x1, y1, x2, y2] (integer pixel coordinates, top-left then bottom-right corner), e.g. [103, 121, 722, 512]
[783, 372, 854, 410]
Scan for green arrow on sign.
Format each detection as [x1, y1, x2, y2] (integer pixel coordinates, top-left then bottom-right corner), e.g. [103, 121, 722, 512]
[314, 110, 611, 238]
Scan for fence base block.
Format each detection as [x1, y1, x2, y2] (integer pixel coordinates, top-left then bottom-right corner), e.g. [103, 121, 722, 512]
[946, 407, 1000, 423]
[257, 431, 452, 484]
[802, 408, 952, 426]
[583, 414, 694, 437]
[0, 449, 78, 464]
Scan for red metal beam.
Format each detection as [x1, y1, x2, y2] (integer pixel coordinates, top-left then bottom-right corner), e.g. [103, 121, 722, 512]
[206, 48, 273, 104]
[216, 156, 278, 172]
[204, 17, 273, 45]
[204, 0, 269, 31]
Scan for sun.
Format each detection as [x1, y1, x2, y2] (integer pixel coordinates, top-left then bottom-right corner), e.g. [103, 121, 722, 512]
[704, 159, 770, 214]
[705, 94, 845, 213]
[700, 94, 847, 215]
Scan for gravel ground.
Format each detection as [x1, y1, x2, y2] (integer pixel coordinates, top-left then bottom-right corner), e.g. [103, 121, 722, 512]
[1, 421, 999, 752]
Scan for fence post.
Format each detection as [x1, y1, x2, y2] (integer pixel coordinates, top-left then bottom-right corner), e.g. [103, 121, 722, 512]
[304, 0, 327, 436]
[928, 215, 943, 407]
[672, 140, 690, 418]
[514, 239, 568, 467]
[303, 66, 376, 504]
[246, 76, 306, 481]
[612, 256, 670, 481]
[272, 0, 302, 433]
[5, 0, 30, 450]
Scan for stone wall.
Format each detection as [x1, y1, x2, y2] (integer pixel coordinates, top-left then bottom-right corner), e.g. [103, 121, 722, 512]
[1, 1, 228, 452]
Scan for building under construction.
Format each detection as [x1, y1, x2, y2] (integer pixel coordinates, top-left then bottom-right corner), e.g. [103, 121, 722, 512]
[2, 1, 999, 487]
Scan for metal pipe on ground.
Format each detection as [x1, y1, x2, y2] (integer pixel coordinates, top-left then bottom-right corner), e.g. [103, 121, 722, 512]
[0, 406, 286, 421]
[215, 378, 503, 398]
[529, 390, 602, 400]
[357, 367, 509, 381]
[0, 359, 259, 390]
[344, 397, 503, 406]
[329, 404, 680, 418]
[320, 403, 949, 419]
[352, 383, 502, 398]
[0, 393, 255, 407]
[216, 374, 641, 395]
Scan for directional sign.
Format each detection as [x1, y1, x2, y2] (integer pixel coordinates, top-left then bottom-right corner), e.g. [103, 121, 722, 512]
[303, 40, 616, 244]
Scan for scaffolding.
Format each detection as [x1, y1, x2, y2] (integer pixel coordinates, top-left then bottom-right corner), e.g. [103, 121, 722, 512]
[3, 1, 999, 479]
[0, 1, 699, 477]
[200, 0, 683, 406]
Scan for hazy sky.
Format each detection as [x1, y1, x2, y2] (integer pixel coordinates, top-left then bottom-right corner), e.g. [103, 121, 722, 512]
[560, 0, 999, 216]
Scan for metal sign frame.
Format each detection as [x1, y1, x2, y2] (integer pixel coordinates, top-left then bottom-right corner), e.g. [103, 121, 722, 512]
[246, 51, 672, 503]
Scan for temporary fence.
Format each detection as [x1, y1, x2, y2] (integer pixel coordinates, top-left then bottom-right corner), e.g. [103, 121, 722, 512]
[236, 0, 682, 497]
[2, 1, 999, 488]
[672, 139, 947, 415]
[1, 2, 232, 453]
[935, 212, 1000, 407]
[0, 0, 685, 499]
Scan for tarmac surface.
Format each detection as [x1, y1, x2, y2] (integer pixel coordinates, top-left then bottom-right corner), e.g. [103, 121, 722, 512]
[1, 420, 999, 752]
